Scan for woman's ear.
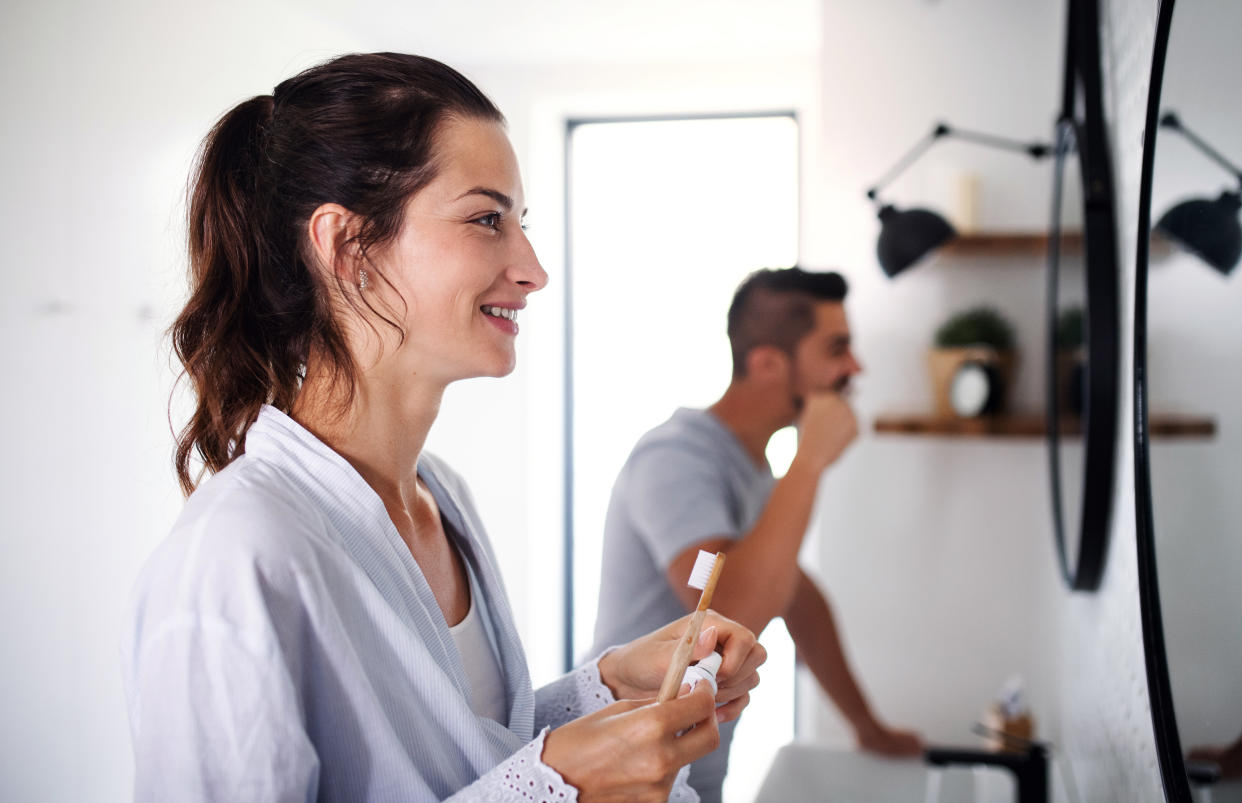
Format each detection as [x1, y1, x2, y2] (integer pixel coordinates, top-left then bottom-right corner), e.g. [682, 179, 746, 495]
[307, 203, 361, 283]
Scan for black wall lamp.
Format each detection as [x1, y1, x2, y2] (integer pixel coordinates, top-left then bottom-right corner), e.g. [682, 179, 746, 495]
[1155, 112, 1242, 276]
[865, 122, 1052, 278]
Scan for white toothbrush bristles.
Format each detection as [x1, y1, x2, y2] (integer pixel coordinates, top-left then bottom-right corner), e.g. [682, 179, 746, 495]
[688, 550, 718, 590]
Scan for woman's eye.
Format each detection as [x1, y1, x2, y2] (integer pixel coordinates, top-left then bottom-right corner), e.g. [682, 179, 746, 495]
[473, 213, 502, 230]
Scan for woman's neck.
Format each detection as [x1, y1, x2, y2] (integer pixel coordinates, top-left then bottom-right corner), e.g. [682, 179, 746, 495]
[291, 363, 444, 509]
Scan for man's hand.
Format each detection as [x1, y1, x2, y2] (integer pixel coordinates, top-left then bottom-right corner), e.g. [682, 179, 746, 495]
[792, 391, 858, 474]
[856, 720, 924, 757]
[1189, 736, 1242, 778]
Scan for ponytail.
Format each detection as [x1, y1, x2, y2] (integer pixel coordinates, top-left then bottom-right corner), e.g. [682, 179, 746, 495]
[172, 95, 295, 495]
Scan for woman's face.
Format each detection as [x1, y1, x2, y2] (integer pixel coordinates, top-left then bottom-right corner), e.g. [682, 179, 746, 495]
[368, 116, 546, 385]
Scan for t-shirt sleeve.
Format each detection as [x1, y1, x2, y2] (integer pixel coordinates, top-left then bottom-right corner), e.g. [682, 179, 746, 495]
[622, 443, 740, 571]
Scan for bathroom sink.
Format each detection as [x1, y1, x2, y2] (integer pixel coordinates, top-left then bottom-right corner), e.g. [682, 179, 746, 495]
[1194, 777, 1242, 803]
[755, 743, 1016, 803]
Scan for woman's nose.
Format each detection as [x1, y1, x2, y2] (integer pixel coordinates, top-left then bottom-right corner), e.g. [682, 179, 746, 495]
[511, 230, 548, 292]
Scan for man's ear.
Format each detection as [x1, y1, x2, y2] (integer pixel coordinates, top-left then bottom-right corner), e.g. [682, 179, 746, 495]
[307, 203, 361, 283]
[745, 345, 792, 383]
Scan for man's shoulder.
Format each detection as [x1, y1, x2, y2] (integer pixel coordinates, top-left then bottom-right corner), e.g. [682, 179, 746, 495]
[635, 408, 725, 448]
[627, 408, 728, 463]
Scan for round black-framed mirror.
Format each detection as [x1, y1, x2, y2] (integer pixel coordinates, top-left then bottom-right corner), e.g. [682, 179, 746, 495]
[1136, 0, 1242, 799]
[1046, 0, 1120, 592]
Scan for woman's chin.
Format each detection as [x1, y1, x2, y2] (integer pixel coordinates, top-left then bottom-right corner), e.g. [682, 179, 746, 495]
[458, 354, 517, 381]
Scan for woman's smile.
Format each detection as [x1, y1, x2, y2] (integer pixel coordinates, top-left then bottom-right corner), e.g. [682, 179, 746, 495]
[481, 303, 521, 334]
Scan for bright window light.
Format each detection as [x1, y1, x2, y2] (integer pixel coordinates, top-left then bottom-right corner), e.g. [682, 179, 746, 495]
[567, 114, 799, 803]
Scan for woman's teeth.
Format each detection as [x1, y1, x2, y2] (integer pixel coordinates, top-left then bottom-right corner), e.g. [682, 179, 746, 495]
[482, 305, 517, 322]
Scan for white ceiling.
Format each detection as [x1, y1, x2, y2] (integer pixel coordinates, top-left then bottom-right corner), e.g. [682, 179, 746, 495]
[296, 0, 821, 67]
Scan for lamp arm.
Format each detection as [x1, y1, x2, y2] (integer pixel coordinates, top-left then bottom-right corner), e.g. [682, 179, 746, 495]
[947, 125, 1052, 159]
[866, 123, 949, 202]
[865, 122, 1052, 202]
[1160, 112, 1242, 184]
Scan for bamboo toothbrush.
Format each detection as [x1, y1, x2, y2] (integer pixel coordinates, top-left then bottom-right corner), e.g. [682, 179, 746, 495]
[657, 550, 726, 703]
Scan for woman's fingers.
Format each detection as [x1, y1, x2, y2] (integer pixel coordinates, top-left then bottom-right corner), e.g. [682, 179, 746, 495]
[543, 689, 721, 801]
[691, 625, 719, 661]
[601, 610, 764, 706]
[660, 681, 716, 729]
[716, 668, 760, 704]
[721, 642, 765, 689]
[713, 691, 751, 725]
[701, 609, 764, 681]
[675, 610, 765, 713]
[659, 683, 721, 762]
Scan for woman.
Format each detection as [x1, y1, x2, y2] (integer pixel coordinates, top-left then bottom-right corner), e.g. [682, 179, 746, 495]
[122, 53, 764, 802]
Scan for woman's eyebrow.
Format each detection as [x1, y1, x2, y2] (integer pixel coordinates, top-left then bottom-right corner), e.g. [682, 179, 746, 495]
[454, 187, 514, 209]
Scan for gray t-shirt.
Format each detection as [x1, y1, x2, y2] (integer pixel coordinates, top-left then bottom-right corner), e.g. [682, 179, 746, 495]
[589, 408, 775, 803]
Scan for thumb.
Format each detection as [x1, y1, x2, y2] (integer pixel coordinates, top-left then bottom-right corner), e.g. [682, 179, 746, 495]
[692, 625, 718, 662]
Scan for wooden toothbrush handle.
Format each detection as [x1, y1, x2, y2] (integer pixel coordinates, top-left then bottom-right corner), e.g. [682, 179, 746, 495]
[657, 608, 707, 703]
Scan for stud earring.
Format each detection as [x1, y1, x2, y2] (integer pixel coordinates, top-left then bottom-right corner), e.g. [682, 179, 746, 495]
[358, 268, 369, 291]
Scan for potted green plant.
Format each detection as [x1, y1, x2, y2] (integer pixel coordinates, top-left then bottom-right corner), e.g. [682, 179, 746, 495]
[929, 305, 1018, 418]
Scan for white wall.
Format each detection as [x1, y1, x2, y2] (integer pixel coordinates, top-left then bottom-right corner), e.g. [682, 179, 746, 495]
[801, 0, 1068, 755]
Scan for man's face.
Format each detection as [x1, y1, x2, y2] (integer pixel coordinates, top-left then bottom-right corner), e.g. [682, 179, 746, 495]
[789, 301, 862, 403]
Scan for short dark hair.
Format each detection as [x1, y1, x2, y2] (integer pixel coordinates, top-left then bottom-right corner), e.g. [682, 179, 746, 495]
[726, 267, 848, 377]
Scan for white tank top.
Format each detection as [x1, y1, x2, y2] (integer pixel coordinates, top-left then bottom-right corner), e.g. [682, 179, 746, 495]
[448, 566, 508, 723]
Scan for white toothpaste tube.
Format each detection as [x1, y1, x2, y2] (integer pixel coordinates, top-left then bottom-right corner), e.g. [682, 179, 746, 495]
[681, 651, 723, 696]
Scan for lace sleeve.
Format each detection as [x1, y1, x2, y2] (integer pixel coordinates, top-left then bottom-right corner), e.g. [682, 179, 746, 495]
[532, 655, 701, 803]
[444, 728, 579, 802]
[534, 654, 616, 730]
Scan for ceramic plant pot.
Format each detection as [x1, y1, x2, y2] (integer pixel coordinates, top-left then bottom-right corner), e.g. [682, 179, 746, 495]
[928, 346, 1017, 418]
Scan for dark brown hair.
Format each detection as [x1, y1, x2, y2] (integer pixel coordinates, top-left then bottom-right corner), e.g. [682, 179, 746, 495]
[172, 53, 503, 495]
[726, 267, 848, 377]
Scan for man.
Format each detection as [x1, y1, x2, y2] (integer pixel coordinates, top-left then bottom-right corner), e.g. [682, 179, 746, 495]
[589, 267, 922, 802]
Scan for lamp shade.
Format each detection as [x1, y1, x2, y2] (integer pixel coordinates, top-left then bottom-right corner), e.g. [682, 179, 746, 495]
[876, 204, 957, 278]
[1154, 190, 1241, 276]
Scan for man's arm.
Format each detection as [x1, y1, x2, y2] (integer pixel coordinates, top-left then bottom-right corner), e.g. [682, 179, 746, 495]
[662, 393, 920, 755]
[664, 459, 822, 633]
[784, 569, 922, 756]
[664, 392, 855, 634]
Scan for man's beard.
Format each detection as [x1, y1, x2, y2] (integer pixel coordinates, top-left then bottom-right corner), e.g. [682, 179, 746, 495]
[791, 374, 852, 414]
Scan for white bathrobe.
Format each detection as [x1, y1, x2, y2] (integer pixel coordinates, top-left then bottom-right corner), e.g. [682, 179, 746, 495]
[122, 406, 695, 802]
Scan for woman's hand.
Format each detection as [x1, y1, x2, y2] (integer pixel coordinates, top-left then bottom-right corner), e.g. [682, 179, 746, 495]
[542, 682, 719, 802]
[596, 610, 765, 724]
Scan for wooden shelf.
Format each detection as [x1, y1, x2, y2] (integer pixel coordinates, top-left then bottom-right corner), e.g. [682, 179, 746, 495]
[938, 231, 1081, 257]
[1146, 414, 1218, 438]
[873, 412, 1215, 439]
[931, 230, 1173, 259]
